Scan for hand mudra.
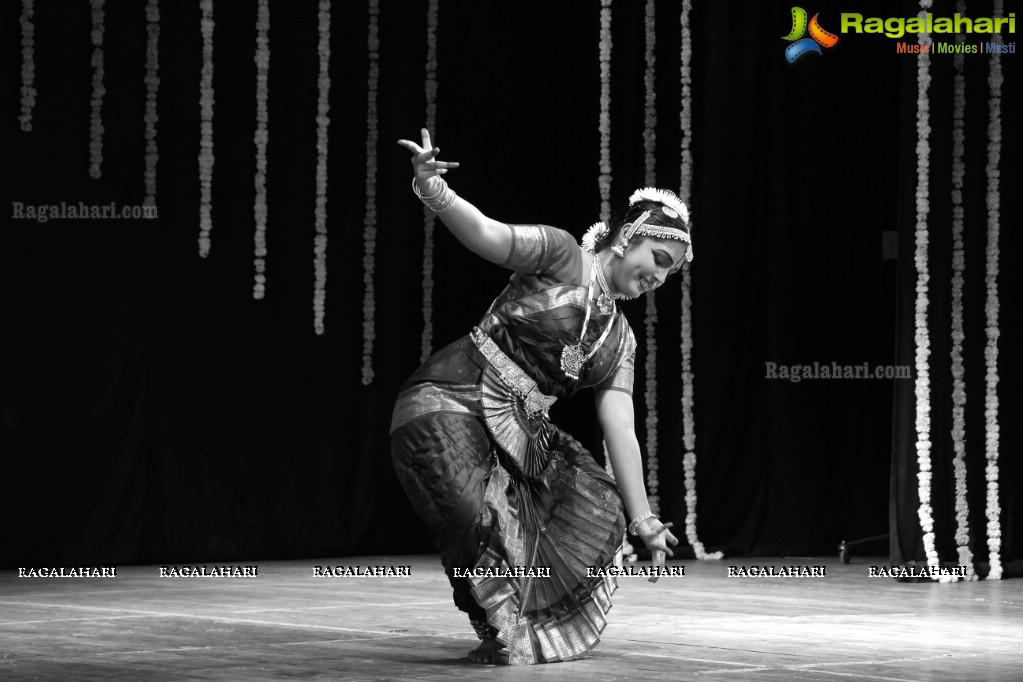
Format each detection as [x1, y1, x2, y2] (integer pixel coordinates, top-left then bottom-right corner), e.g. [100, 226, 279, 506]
[637, 519, 679, 582]
[397, 128, 460, 182]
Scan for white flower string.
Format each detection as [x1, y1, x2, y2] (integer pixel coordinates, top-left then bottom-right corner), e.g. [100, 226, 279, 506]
[642, 0, 656, 189]
[641, 0, 659, 515]
[912, 0, 939, 574]
[983, 0, 1004, 581]
[19, 0, 35, 132]
[598, 0, 612, 222]
[88, 0, 106, 178]
[947, 0, 974, 582]
[312, 0, 331, 335]
[678, 0, 693, 207]
[361, 0, 380, 383]
[419, 0, 440, 363]
[143, 0, 160, 207]
[198, 0, 215, 258]
[680, 263, 722, 560]
[678, 0, 719, 561]
[253, 0, 270, 297]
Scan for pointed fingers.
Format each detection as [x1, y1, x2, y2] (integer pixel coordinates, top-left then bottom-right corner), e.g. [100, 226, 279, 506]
[649, 550, 666, 582]
[421, 128, 433, 150]
[646, 521, 673, 538]
[397, 139, 424, 154]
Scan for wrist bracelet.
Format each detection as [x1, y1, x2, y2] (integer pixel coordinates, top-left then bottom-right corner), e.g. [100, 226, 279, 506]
[412, 176, 458, 214]
[628, 511, 656, 536]
[412, 177, 445, 201]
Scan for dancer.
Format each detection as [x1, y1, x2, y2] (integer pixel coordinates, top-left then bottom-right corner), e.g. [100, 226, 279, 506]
[391, 129, 690, 664]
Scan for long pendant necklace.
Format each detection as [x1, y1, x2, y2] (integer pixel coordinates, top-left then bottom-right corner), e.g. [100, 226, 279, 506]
[593, 253, 618, 314]
[561, 257, 617, 380]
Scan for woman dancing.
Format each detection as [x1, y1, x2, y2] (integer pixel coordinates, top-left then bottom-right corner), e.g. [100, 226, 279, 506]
[390, 129, 690, 665]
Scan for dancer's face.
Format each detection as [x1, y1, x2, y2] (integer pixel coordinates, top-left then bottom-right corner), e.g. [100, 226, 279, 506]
[612, 237, 686, 297]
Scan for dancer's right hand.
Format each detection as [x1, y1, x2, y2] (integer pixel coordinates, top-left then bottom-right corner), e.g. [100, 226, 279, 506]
[397, 128, 460, 186]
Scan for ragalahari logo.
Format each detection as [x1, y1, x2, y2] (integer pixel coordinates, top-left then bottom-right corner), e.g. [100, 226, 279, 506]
[782, 7, 839, 63]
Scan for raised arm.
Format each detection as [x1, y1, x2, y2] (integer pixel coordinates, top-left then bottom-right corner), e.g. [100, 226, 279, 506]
[398, 129, 512, 265]
[596, 388, 679, 579]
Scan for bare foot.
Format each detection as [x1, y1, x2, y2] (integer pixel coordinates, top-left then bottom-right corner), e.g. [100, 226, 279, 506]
[467, 638, 504, 664]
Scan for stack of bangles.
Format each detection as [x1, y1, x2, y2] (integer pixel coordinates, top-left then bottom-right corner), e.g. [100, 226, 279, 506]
[628, 511, 657, 536]
[412, 177, 457, 214]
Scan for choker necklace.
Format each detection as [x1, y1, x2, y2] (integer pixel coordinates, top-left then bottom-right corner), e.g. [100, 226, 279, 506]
[561, 258, 618, 380]
[593, 253, 618, 315]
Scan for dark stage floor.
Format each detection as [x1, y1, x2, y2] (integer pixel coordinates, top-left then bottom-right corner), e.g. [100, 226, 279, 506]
[1, 556, 1020, 680]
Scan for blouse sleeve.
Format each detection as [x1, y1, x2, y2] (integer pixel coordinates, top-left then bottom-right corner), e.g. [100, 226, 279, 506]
[593, 323, 637, 395]
[500, 224, 580, 280]
[594, 349, 635, 395]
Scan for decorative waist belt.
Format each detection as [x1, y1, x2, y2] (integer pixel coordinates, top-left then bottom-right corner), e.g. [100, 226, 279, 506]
[470, 327, 557, 417]
[470, 327, 556, 478]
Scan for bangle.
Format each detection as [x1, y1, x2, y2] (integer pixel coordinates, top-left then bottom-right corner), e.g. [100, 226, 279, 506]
[628, 511, 656, 536]
[412, 176, 458, 214]
[412, 177, 445, 201]
[431, 185, 458, 214]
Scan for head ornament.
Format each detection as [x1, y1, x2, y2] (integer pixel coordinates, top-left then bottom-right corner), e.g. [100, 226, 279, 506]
[580, 188, 693, 263]
[625, 188, 693, 262]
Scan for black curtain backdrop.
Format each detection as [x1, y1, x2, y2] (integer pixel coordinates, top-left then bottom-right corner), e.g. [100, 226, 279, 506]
[1, 0, 1016, 568]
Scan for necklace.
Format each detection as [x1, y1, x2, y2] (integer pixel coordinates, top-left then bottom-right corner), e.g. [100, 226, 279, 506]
[561, 258, 618, 380]
[593, 253, 618, 315]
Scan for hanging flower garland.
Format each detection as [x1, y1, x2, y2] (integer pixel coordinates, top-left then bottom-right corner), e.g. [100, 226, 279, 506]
[678, 0, 719, 562]
[642, 0, 656, 189]
[912, 0, 939, 573]
[680, 263, 720, 560]
[361, 0, 380, 383]
[19, 0, 36, 132]
[982, 0, 1004, 582]
[252, 0, 270, 297]
[641, 0, 659, 515]
[678, 0, 693, 205]
[597, 0, 612, 223]
[419, 0, 440, 363]
[143, 0, 160, 207]
[312, 0, 332, 335]
[198, 0, 215, 258]
[89, 0, 106, 178]
[947, 0, 974, 582]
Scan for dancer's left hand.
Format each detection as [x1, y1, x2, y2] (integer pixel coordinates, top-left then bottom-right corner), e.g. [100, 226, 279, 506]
[636, 518, 679, 583]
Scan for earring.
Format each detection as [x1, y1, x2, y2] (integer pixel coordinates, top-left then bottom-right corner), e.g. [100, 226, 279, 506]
[611, 240, 626, 257]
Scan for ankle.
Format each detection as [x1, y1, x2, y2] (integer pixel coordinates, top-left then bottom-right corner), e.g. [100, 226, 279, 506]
[470, 618, 498, 640]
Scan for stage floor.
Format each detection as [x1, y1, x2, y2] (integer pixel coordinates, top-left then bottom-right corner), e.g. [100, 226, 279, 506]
[1, 555, 1020, 681]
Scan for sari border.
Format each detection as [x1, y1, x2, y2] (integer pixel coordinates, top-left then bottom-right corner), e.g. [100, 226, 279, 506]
[389, 383, 481, 434]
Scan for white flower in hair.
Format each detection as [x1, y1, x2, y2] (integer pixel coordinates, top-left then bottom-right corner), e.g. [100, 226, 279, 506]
[581, 221, 608, 253]
[629, 187, 690, 224]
